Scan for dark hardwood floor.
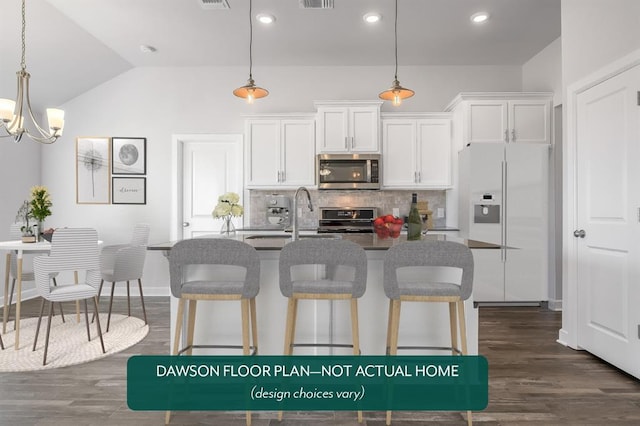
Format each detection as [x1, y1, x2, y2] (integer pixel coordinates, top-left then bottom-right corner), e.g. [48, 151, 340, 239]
[1, 298, 638, 425]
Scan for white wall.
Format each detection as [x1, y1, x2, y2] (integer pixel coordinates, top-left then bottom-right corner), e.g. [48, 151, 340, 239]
[562, 0, 640, 88]
[522, 37, 563, 310]
[522, 37, 562, 107]
[0, 130, 42, 302]
[37, 64, 522, 295]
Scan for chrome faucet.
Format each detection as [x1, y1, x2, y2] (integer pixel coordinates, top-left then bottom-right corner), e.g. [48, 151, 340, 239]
[291, 187, 314, 241]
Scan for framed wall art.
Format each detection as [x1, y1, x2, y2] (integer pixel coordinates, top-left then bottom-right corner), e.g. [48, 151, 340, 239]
[76, 136, 111, 204]
[112, 177, 146, 205]
[112, 137, 146, 175]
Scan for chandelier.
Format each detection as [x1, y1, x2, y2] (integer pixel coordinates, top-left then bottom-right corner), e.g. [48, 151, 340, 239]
[379, 0, 414, 106]
[233, 0, 268, 103]
[0, 0, 65, 144]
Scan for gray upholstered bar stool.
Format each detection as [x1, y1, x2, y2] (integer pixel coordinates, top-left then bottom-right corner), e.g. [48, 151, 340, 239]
[279, 238, 367, 422]
[383, 240, 474, 426]
[165, 238, 260, 426]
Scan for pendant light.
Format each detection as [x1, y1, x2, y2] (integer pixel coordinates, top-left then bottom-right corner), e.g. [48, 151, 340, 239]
[379, 0, 414, 106]
[233, 0, 268, 103]
[0, 0, 65, 144]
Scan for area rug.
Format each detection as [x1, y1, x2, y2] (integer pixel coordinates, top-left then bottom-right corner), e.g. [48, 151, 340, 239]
[0, 313, 148, 372]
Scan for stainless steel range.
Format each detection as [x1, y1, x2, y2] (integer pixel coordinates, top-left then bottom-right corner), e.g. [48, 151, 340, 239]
[317, 207, 378, 233]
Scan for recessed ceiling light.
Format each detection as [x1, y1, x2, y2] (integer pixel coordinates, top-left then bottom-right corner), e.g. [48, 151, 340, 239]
[140, 45, 157, 53]
[363, 12, 382, 24]
[256, 13, 276, 24]
[470, 12, 490, 24]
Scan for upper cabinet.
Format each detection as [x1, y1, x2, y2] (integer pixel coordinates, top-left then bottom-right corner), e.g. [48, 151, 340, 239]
[245, 114, 316, 189]
[445, 93, 553, 145]
[315, 101, 382, 153]
[382, 113, 453, 189]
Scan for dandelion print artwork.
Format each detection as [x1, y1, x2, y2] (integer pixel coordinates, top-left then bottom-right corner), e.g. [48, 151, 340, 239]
[76, 137, 110, 204]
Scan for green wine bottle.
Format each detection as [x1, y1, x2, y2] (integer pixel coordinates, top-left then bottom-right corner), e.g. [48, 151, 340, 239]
[407, 193, 422, 241]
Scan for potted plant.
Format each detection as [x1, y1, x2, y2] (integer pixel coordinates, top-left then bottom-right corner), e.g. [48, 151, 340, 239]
[15, 200, 36, 243]
[30, 185, 52, 233]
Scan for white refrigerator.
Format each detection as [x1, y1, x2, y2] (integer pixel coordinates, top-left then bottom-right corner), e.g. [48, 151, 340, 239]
[458, 143, 549, 302]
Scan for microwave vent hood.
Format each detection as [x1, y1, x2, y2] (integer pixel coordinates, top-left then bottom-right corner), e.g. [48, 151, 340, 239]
[300, 0, 334, 9]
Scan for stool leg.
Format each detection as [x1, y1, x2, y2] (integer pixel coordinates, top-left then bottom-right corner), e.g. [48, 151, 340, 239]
[166, 298, 185, 425]
[290, 298, 298, 351]
[186, 300, 197, 355]
[249, 298, 258, 354]
[385, 299, 393, 355]
[350, 298, 363, 423]
[283, 297, 296, 355]
[449, 302, 458, 355]
[386, 300, 401, 426]
[280, 297, 297, 421]
[241, 299, 252, 426]
[457, 300, 472, 426]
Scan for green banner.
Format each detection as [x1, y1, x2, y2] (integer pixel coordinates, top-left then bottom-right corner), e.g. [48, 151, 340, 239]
[127, 355, 488, 411]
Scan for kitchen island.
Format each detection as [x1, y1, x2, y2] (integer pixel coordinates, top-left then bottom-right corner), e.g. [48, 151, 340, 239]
[149, 233, 496, 356]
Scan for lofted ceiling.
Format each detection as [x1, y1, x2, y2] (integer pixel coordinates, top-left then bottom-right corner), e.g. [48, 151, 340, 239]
[0, 0, 560, 110]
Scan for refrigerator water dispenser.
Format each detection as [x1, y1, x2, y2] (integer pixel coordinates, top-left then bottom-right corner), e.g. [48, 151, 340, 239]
[473, 204, 500, 223]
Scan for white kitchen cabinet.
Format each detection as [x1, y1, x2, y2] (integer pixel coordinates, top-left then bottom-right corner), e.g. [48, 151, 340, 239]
[314, 101, 382, 153]
[381, 113, 452, 189]
[245, 115, 316, 189]
[445, 93, 552, 144]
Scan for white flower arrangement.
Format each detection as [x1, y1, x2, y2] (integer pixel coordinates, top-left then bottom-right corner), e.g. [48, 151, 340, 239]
[212, 192, 244, 218]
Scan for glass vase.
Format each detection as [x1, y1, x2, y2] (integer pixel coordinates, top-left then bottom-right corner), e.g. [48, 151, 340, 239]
[220, 216, 236, 235]
[35, 222, 43, 242]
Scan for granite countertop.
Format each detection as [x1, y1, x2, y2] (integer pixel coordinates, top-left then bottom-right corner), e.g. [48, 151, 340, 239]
[148, 232, 499, 251]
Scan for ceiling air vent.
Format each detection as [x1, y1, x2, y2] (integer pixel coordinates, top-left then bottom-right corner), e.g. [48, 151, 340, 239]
[299, 0, 334, 9]
[198, 0, 230, 10]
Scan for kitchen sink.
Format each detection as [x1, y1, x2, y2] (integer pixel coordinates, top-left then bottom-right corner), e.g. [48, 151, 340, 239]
[245, 234, 290, 240]
[245, 234, 341, 240]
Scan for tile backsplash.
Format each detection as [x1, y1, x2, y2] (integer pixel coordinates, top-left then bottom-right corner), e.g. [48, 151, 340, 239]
[248, 189, 447, 228]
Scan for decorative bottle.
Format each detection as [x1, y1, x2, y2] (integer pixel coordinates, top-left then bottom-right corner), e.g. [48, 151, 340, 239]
[407, 193, 422, 241]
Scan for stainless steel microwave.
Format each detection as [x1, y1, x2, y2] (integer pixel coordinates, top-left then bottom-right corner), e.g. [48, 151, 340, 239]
[317, 154, 381, 190]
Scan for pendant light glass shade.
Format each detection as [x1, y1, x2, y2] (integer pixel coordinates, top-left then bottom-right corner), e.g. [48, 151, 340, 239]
[234, 0, 268, 103]
[379, 0, 414, 106]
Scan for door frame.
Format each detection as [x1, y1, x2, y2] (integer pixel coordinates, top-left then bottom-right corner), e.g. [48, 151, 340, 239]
[170, 133, 243, 241]
[561, 48, 640, 349]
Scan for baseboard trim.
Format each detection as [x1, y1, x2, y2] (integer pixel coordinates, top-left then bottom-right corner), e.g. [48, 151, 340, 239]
[474, 301, 542, 308]
[547, 299, 562, 311]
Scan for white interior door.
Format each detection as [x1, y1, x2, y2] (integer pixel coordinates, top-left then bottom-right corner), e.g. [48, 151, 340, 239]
[180, 135, 243, 239]
[576, 64, 640, 378]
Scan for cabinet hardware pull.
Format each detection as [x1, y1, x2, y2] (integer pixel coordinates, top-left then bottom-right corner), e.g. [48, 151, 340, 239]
[511, 129, 516, 142]
[504, 129, 509, 142]
[573, 229, 586, 238]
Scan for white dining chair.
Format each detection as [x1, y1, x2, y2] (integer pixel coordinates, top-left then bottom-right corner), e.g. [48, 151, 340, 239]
[96, 224, 150, 331]
[32, 228, 105, 365]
